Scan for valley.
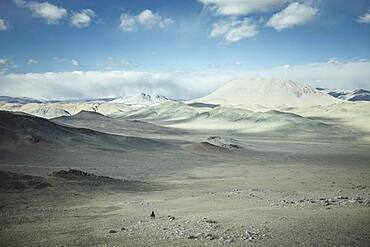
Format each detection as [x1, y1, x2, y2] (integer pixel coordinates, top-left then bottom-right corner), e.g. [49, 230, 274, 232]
[1, 79, 370, 246]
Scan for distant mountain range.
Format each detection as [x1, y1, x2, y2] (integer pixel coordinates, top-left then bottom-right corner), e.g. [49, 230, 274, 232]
[0, 96, 46, 104]
[317, 88, 370, 101]
[0, 93, 169, 105]
[108, 93, 168, 105]
[1, 81, 369, 120]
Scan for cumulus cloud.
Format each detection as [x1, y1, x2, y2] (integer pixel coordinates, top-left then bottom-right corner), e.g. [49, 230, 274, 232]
[210, 18, 258, 43]
[14, 0, 67, 24]
[119, 9, 174, 32]
[0, 58, 17, 73]
[119, 13, 137, 32]
[0, 18, 11, 31]
[70, 9, 96, 28]
[71, 59, 80, 66]
[357, 9, 370, 24]
[27, 59, 38, 65]
[199, 0, 288, 16]
[266, 2, 318, 31]
[0, 59, 9, 72]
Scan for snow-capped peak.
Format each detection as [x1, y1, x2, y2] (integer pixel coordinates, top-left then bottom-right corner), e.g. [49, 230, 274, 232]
[108, 93, 169, 105]
[317, 88, 370, 101]
[194, 78, 339, 109]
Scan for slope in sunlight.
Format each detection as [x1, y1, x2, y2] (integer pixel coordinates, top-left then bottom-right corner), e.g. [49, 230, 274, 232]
[194, 78, 339, 109]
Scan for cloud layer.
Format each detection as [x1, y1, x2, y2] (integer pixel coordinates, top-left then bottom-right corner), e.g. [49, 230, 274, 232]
[1, 59, 369, 100]
[119, 9, 174, 32]
[266, 2, 318, 31]
[14, 0, 67, 24]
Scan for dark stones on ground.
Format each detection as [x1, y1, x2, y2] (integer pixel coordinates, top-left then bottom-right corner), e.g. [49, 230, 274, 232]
[167, 215, 175, 221]
[203, 218, 217, 224]
[0, 171, 51, 190]
[52, 169, 120, 183]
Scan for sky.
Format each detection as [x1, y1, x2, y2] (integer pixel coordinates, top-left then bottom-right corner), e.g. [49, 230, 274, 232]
[0, 0, 370, 100]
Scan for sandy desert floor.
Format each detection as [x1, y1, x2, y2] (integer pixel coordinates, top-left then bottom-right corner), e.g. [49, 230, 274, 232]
[0, 110, 369, 246]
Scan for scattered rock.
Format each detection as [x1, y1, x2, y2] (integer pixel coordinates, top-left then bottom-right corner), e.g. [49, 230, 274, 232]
[335, 196, 349, 200]
[205, 233, 217, 240]
[244, 230, 256, 241]
[187, 234, 200, 240]
[356, 185, 367, 190]
[349, 196, 365, 203]
[204, 218, 217, 224]
[206, 136, 242, 150]
[219, 236, 233, 243]
[322, 199, 331, 206]
[167, 215, 175, 221]
[120, 227, 126, 231]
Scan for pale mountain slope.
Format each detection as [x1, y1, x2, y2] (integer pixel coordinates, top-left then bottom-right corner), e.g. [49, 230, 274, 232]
[165, 106, 338, 137]
[0, 93, 171, 119]
[108, 93, 168, 105]
[194, 78, 339, 110]
[288, 101, 370, 140]
[118, 101, 201, 122]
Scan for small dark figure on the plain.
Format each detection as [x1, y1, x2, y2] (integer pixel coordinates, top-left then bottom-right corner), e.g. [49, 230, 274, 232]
[150, 211, 155, 219]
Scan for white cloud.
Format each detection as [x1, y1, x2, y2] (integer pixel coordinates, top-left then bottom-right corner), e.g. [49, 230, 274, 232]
[119, 9, 174, 32]
[1, 59, 369, 100]
[199, 0, 288, 16]
[27, 59, 38, 65]
[14, 0, 67, 24]
[119, 13, 137, 32]
[71, 59, 80, 66]
[210, 18, 258, 43]
[266, 2, 318, 31]
[251, 59, 370, 89]
[0, 58, 9, 72]
[70, 9, 96, 28]
[0, 58, 18, 73]
[357, 9, 370, 24]
[0, 70, 229, 100]
[0, 18, 11, 31]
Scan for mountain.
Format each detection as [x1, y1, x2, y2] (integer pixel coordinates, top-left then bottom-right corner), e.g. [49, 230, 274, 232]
[0, 110, 165, 150]
[0, 96, 46, 104]
[108, 93, 169, 106]
[118, 101, 200, 122]
[28, 106, 71, 119]
[194, 78, 339, 109]
[317, 88, 370, 101]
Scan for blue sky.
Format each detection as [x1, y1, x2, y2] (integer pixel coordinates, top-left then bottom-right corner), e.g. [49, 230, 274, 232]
[0, 0, 370, 99]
